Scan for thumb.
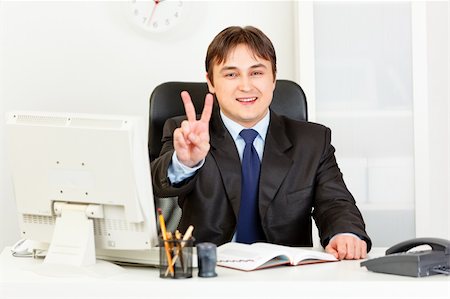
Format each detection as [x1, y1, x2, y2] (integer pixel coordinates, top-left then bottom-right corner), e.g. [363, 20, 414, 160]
[325, 244, 339, 259]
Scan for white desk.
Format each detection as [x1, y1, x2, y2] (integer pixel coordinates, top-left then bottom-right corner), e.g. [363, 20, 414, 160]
[0, 247, 449, 299]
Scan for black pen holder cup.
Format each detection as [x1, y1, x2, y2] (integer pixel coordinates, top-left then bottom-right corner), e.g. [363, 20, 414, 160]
[159, 237, 194, 279]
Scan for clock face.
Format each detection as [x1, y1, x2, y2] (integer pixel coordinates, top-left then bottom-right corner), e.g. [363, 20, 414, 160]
[129, 0, 185, 33]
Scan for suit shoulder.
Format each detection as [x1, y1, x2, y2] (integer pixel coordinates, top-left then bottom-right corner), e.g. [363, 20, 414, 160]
[277, 114, 330, 133]
[271, 114, 333, 149]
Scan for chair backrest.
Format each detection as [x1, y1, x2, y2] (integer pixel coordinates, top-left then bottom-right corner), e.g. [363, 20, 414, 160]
[148, 79, 307, 161]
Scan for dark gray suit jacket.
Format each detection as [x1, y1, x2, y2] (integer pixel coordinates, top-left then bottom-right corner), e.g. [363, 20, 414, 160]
[151, 109, 372, 251]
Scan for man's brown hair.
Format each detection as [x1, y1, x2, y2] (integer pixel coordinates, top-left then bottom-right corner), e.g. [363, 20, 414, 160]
[205, 26, 277, 86]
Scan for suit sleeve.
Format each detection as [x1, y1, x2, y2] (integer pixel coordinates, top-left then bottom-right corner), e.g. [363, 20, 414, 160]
[312, 127, 372, 252]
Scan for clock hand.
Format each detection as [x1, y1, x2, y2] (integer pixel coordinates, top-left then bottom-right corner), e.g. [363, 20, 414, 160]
[148, 0, 161, 25]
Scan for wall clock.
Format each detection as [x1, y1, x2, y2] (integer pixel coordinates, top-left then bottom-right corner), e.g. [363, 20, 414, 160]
[128, 0, 186, 34]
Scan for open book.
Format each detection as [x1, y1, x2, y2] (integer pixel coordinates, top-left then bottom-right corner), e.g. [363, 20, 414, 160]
[217, 242, 338, 271]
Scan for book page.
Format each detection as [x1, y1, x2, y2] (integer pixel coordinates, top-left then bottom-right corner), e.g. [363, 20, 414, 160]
[252, 243, 337, 265]
[217, 242, 290, 271]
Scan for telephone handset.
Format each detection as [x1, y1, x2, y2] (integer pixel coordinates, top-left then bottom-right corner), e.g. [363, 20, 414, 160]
[361, 237, 450, 277]
[386, 237, 450, 256]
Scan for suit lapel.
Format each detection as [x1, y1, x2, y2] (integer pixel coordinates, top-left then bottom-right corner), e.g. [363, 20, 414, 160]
[209, 110, 293, 219]
[259, 112, 293, 219]
[209, 111, 242, 217]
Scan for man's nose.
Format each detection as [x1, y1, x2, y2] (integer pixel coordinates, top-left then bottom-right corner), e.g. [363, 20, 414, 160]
[238, 75, 252, 91]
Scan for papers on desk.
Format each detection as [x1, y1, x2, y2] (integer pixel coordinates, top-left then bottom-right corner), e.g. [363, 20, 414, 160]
[217, 242, 338, 271]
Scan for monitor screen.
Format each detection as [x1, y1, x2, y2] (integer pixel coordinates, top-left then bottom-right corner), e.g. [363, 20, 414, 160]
[6, 111, 159, 267]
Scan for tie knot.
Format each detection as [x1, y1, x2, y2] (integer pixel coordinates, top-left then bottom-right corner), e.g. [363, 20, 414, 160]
[239, 129, 259, 145]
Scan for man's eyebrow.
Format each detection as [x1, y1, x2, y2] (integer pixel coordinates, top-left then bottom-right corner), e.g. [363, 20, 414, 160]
[219, 66, 238, 72]
[249, 63, 267, 69]
[219, 63, 268, 72]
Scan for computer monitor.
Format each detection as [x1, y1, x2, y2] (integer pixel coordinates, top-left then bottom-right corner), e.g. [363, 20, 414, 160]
[6, 111, 160, 267]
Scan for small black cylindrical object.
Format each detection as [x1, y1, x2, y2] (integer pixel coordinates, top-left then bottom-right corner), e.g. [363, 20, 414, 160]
[197, 242, 218, 278]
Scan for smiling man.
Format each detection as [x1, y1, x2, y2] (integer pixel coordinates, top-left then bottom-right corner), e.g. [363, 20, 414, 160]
[151, 26, 371, 260]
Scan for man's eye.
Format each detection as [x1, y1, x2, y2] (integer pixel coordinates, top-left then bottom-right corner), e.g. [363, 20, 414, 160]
[225, 73, 237, 78]
[252, 71, 264, 76]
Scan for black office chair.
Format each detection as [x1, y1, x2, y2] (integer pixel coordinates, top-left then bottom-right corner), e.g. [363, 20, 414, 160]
[148, 79, 307, 230]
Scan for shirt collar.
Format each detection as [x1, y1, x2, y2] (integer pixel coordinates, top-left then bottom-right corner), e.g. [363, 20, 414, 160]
[220, 109, 270, 142]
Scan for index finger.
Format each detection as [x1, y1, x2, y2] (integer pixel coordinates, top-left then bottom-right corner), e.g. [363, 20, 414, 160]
[181, 91, 196, 123]
[200, 93, 213, 123]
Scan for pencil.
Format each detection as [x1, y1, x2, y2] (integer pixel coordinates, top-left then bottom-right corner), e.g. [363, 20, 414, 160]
[174, 230, 184, 270]
[158, 208, 174, 276]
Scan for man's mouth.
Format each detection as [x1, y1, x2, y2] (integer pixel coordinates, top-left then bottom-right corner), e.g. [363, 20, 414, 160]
[236, 97, 257, 103]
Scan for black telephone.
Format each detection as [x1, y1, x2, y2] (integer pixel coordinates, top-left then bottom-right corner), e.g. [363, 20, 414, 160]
[361, 237, 450, 277]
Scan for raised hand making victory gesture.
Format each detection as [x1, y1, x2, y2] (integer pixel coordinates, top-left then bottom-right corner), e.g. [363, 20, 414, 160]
[173, 91, 214, 168]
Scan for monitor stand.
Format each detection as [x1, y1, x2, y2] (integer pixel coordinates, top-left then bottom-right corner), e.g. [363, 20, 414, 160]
[44, 203, 96, 267]
[32, 203, 124, 277]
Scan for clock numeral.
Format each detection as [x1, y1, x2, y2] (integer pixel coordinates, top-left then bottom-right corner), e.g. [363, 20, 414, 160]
[130, 1, 184, 32]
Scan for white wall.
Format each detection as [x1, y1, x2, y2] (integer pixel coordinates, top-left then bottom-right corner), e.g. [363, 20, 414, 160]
[0, 1, 296, 249]
[425, 1, 449, 239]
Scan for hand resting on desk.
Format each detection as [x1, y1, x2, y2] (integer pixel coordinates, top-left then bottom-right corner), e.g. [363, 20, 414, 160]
[325, 234, 367, 260]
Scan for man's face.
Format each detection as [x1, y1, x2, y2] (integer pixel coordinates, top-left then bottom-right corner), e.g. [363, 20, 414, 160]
[206, 44, 276, 128]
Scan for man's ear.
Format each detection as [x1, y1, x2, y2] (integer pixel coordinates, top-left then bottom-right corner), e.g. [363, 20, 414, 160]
[206, 73, 215, 94]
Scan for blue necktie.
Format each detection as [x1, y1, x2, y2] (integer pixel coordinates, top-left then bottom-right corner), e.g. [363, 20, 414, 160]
[236, 129, 265, 244]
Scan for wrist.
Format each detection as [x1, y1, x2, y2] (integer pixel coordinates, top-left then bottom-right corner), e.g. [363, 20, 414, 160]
[178, 158, 203, 168]
[329, 233, 361, 243]
[173, 152, 205, 172]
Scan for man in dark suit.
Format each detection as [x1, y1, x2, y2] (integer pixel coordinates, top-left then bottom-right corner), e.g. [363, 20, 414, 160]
[151, 26, 371, 260]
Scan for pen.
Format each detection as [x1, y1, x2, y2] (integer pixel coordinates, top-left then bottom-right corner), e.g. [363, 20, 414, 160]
[158, 208, 174, 276]
[165, 225, 194, 277]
